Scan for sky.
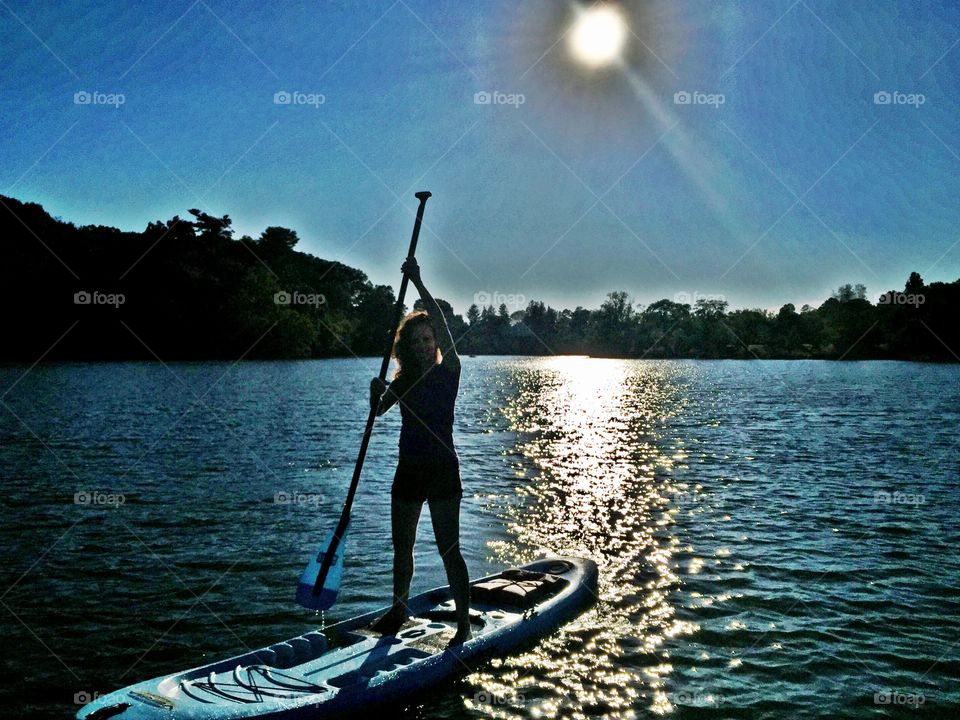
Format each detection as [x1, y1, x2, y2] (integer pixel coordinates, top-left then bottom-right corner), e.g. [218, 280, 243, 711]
[1, 0, 959, 316]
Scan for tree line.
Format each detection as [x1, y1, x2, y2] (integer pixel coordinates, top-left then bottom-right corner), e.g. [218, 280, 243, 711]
[453, 275, 958, 361]
[1, 195, 395, 361]
[1, 195, 956, 362]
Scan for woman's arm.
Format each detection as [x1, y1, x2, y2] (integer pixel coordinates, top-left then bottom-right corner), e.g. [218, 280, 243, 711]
[370, 377, 399, 416]
[401, 257, 460, 371]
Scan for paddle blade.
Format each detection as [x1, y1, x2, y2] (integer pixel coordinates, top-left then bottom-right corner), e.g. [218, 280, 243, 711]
[296, 528, 347, 611]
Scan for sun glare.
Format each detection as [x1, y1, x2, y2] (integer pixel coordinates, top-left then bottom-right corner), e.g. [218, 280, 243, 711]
[569, 6, 628, 68]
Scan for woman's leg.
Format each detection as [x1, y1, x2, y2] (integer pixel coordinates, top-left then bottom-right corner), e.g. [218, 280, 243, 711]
[427, 495, 471, 644]
[391, 496, 423, 615]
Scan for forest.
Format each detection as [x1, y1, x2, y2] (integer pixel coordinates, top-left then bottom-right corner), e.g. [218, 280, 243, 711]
[1, 194, 956, 362]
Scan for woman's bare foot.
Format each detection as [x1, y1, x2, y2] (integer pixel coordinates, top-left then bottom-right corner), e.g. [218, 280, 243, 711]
[371, 604, 408, 635]
[446, 621, 472, 648]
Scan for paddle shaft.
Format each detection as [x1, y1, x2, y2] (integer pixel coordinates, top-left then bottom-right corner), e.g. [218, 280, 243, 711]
[312, 191, 432, 597]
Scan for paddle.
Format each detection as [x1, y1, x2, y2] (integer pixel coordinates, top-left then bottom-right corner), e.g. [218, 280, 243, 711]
[296, 191, 432, 611]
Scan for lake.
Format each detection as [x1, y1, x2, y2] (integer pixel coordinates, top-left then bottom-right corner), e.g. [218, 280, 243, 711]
[1, 357, 958, 718]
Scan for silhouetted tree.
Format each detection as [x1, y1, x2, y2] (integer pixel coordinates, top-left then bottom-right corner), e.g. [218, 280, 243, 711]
[905, 272, 924, 295]
[188, 208, 233, 241]
[258, 226, 299, 253]
[466, 303, 480, 326]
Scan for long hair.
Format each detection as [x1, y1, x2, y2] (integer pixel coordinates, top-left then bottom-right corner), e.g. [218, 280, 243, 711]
[392, 310, 442, 382]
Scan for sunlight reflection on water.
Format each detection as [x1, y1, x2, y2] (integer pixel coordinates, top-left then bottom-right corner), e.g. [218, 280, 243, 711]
[468, 358, 700, 718]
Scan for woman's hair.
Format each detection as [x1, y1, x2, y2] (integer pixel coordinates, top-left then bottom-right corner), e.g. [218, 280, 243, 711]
[393, 310, 442, 380]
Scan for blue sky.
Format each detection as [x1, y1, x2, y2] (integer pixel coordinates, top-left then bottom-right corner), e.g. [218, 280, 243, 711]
[2, 0, 958, 314]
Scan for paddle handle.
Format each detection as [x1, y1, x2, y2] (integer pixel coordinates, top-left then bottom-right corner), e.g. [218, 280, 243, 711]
[374, 191, 431, 382]
[312, 191, 431, 597]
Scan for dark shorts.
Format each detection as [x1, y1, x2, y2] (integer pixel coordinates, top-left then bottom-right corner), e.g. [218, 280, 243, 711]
[391, 457, 462, 502]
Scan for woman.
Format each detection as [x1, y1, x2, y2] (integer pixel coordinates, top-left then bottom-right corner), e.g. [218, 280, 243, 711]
[369, 257, 471, 646]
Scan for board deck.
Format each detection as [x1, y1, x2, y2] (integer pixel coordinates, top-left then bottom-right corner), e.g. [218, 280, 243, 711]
[77, 557, 598, 720]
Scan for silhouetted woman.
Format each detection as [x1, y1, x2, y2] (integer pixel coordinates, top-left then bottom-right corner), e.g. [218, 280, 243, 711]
[369, 257, 471, 645]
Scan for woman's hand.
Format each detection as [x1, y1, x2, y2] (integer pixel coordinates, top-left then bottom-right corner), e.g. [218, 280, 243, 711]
[401, 257, 421, 284]
[370, 376, 387, 412]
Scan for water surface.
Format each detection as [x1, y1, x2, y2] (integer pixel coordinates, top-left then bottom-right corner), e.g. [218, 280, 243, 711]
[1, 358, 957, 718]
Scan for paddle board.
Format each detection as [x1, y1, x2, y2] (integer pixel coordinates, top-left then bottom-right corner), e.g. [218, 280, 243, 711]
[77, 556, 598, 720]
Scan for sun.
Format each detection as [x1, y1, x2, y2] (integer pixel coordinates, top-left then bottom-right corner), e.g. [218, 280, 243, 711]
[568, 5, 628, 68]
